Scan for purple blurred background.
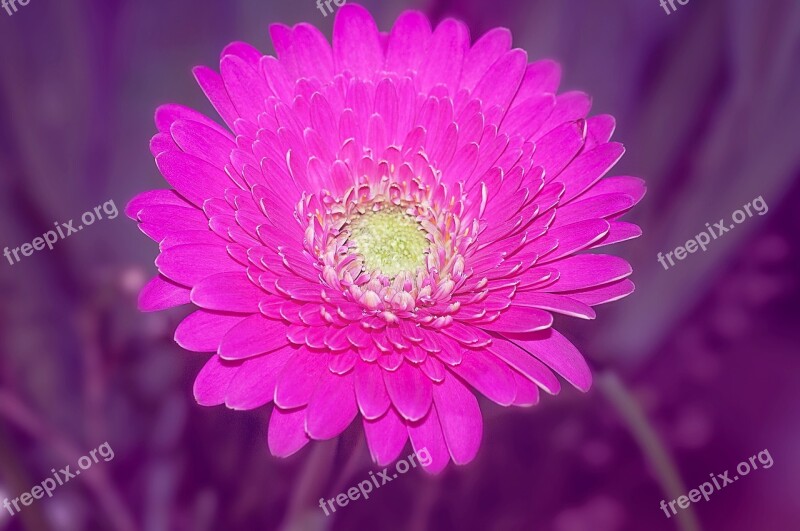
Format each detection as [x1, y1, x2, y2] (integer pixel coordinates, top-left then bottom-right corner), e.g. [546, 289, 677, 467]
[1, 0, 799, 529]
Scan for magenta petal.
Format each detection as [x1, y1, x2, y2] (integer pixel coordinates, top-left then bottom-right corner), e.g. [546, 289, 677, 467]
[226, 347, 295, 410]
[383, 362, 433, 421]
[155, 151, 232, 207]
[290, 23, 335, 81]
[511, 371, 540, 407]
[504, 329, 592, 392]
[449, 350, 516, 406]
[191, 272, 264, 312]
[193, 355, 239, 406]
[170, 119, 236, 169]
[354, 361, 391, 419]
[471, 49, 527, 112]
[218, 314, 288, 360]
[407, 407, 450, 474]
[478, 306, 554, 334]
[488, 338, 561, 394]
[544, 254, 632, 292]
[564, 279, 635, 306]
[589, 221, 643, 248]
[555, 142, 625, 203]
[431, 374, 482, 465]
[138, 205, 209, 243]
[516, 59, 561, 100]
[583, 114, 616, 150]
[363, 407, 409, 466]
[273, 351, 329, 408]
[125, 189, 191, 220]
[192, 66, 239, 129]
[175, 310, 248, 352]
[268, 407, 310, 457]
[156, 244, 240, 285]
[461, 27, 512, 90]
[554, 193, 636, 226]
[138, 275, 190, 312]
[333, 4, 383, 79]
[305, 371, 358, 440]
[580, 175, 646, 204]
[385, 11, 431, 73]
[511, 293, 596, 320]
[417, 19, 469, 95]
[538, 219, 611, 263]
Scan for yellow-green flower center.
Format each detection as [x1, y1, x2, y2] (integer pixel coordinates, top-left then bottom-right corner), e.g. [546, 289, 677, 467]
[348, 208, 429, 277]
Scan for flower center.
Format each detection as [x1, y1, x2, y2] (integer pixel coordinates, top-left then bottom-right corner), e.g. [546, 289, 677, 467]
[347, 207, 429, 277]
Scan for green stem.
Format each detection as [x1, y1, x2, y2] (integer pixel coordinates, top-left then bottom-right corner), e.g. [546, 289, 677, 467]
[596, 371, 702, 531]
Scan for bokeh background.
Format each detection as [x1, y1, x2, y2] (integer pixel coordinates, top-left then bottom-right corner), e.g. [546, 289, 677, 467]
[1, 0, 799, 529]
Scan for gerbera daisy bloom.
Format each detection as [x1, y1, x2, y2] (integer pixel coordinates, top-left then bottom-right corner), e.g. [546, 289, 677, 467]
[127, 4, 644, 473]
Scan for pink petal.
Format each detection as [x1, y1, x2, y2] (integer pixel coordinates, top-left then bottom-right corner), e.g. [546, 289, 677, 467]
[156, 244, 240, 285]
[503, 329, 592, 392]
[333, 4, 383, 79]
[155, 151, 232, 207]
[539, 219, 611, 263]
[138, 275, 190, 312]
[306, 371, 358, 440]
[125, 189, 192, 220]
[579, 176, 647, 204]
[363, 407, 409, 466]
[407, 407, 450, 474]
[191, 272, 264, 312]
[478, 306, 554, 334]
[137, 205, 209, 243]
[583, 114, 616, 150]
[383, 361, 433, 421]
[563, 279, 635, 306]
[268, 406, 310, 457]
[355, 362, 391, 419]
[285, 23, 334, 81]
[192, 66, 239, 130]
[431, 374, 482, 465]
[511, 371, 540, 406]
[385, 11, 432, 73]
[544, 254, 632, 292]
[225, 346, 295, 410]
[510, 292, 596, 320]
[555, 142, 625, 203]
[471, 49, 527, 113]
[193, 355, 240, 406]
[175, 310, 248, 352]
[417, 19, 469, 95]
[449, 350, 516, 405]
[554, 193, 636, 226]
[218, 314, 289, 360]
[273, 351, 329, 409]
[515, 60, 561, 101]
[488, 338, 561, 394]
[170, 119, 236, 169]
[154, 103, 231, 138]
[461, 27, 512, 90]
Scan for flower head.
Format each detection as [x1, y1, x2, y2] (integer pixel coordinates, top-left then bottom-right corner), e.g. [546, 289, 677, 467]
[127, 4, 644, 472]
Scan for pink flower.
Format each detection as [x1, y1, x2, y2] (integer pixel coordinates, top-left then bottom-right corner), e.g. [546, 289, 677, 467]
[127, 5, 644, 473]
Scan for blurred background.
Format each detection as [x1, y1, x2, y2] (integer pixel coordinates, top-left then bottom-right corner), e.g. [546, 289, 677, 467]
[1, 0, 799, 529]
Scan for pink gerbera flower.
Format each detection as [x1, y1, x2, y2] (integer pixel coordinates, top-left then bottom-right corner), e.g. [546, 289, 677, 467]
[127, 5, 644, 472]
